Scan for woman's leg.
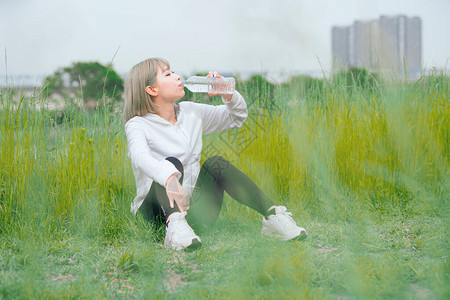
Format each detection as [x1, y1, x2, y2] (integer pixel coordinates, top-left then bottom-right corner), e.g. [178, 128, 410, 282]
[139, 157, 202, 250]
[187, 155, 275, 228]
[139, 157, 183, 224]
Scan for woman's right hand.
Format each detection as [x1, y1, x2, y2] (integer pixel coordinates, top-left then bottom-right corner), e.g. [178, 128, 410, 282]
[207, 71, 233, 102]
[165, 174, 189, 212]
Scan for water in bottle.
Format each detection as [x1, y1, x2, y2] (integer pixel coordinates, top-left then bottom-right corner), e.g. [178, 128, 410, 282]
[183, 76, 235, 94]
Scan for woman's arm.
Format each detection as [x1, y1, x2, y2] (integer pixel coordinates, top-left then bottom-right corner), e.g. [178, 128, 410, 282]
[199, 90, 248, 135]
[125, 119, 181, 186]
[194, 71, 247, 134]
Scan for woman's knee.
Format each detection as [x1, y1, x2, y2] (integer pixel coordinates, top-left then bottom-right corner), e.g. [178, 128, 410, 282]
[165, 157, 184, 175]
[203, 155, 228, 168]
[202, 155, 232, 179]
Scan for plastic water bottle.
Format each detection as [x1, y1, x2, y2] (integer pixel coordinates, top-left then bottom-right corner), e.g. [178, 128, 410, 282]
[183, 76, 235, 94]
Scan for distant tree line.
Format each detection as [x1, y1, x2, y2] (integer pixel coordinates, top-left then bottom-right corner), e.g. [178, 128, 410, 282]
[43, 61, 382, 111]
[43, 62, 124, 103]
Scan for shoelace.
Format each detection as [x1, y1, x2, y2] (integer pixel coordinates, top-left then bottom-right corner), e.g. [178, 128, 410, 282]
[170, 212, 194, 235]
[275, 207, 297, 227]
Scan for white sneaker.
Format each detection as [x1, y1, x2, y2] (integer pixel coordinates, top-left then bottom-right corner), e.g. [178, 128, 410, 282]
[261, 206, 307, 241]
[164, 212, 202, 250]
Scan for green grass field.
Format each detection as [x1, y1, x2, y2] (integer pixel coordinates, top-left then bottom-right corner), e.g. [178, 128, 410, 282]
[0, 71, 448, 299]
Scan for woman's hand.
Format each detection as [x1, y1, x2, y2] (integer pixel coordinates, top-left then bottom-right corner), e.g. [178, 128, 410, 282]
[207, 71, 233, 102]
[165, 174, 189, 212]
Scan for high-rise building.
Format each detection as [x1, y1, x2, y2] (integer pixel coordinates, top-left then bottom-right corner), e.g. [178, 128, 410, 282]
[405, 17, 422, 73]
[332, 15, 422, 75]
[332, 26, 350, 67]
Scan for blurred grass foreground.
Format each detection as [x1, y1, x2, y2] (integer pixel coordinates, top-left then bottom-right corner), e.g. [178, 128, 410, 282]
[0, 69, 449, 299]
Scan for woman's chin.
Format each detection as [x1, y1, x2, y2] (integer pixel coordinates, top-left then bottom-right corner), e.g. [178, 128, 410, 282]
[177, 90, 186, 100]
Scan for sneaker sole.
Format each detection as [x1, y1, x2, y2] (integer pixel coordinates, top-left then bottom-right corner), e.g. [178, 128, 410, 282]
[262, 229, 308, 241]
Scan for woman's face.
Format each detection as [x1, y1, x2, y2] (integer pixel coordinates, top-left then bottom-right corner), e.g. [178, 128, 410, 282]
[153, 65, 185, 102]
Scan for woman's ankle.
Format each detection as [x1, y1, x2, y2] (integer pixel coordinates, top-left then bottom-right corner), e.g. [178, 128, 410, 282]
[166, 212, 178, 224]
[266, 205, 277, 217]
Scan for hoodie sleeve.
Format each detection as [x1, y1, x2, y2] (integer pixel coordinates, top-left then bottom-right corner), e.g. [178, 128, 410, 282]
[125, 119, 181, 186]
[200, 90, 248, 135]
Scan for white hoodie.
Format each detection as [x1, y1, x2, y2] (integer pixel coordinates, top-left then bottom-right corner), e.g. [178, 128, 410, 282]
[125, 91, 248, 214]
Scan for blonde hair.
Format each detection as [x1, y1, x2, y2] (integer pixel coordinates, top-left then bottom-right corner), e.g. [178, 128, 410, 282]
[123, 57, 169, 122]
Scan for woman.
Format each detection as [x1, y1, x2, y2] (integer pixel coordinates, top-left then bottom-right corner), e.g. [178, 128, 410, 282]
[123, 58, 307, 250]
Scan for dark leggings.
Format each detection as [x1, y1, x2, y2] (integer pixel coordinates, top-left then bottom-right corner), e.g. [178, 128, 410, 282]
[139, 156, 275, 228]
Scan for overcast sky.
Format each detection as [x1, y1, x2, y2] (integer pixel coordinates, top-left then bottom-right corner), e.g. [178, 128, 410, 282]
[1, 0, 449, 79]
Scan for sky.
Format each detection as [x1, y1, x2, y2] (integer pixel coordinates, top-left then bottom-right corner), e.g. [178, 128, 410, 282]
[0, 0, 449, 81]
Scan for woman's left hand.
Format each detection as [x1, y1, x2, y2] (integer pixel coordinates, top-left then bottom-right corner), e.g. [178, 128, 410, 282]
[207, 71, 233, 102]
[165, 174, 189, 212]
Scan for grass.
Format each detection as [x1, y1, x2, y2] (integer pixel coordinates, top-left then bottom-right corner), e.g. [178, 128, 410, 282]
[0, 71, 449, 299]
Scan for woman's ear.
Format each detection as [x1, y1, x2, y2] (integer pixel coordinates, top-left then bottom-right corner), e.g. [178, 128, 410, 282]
[145, 86, 158, 97]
